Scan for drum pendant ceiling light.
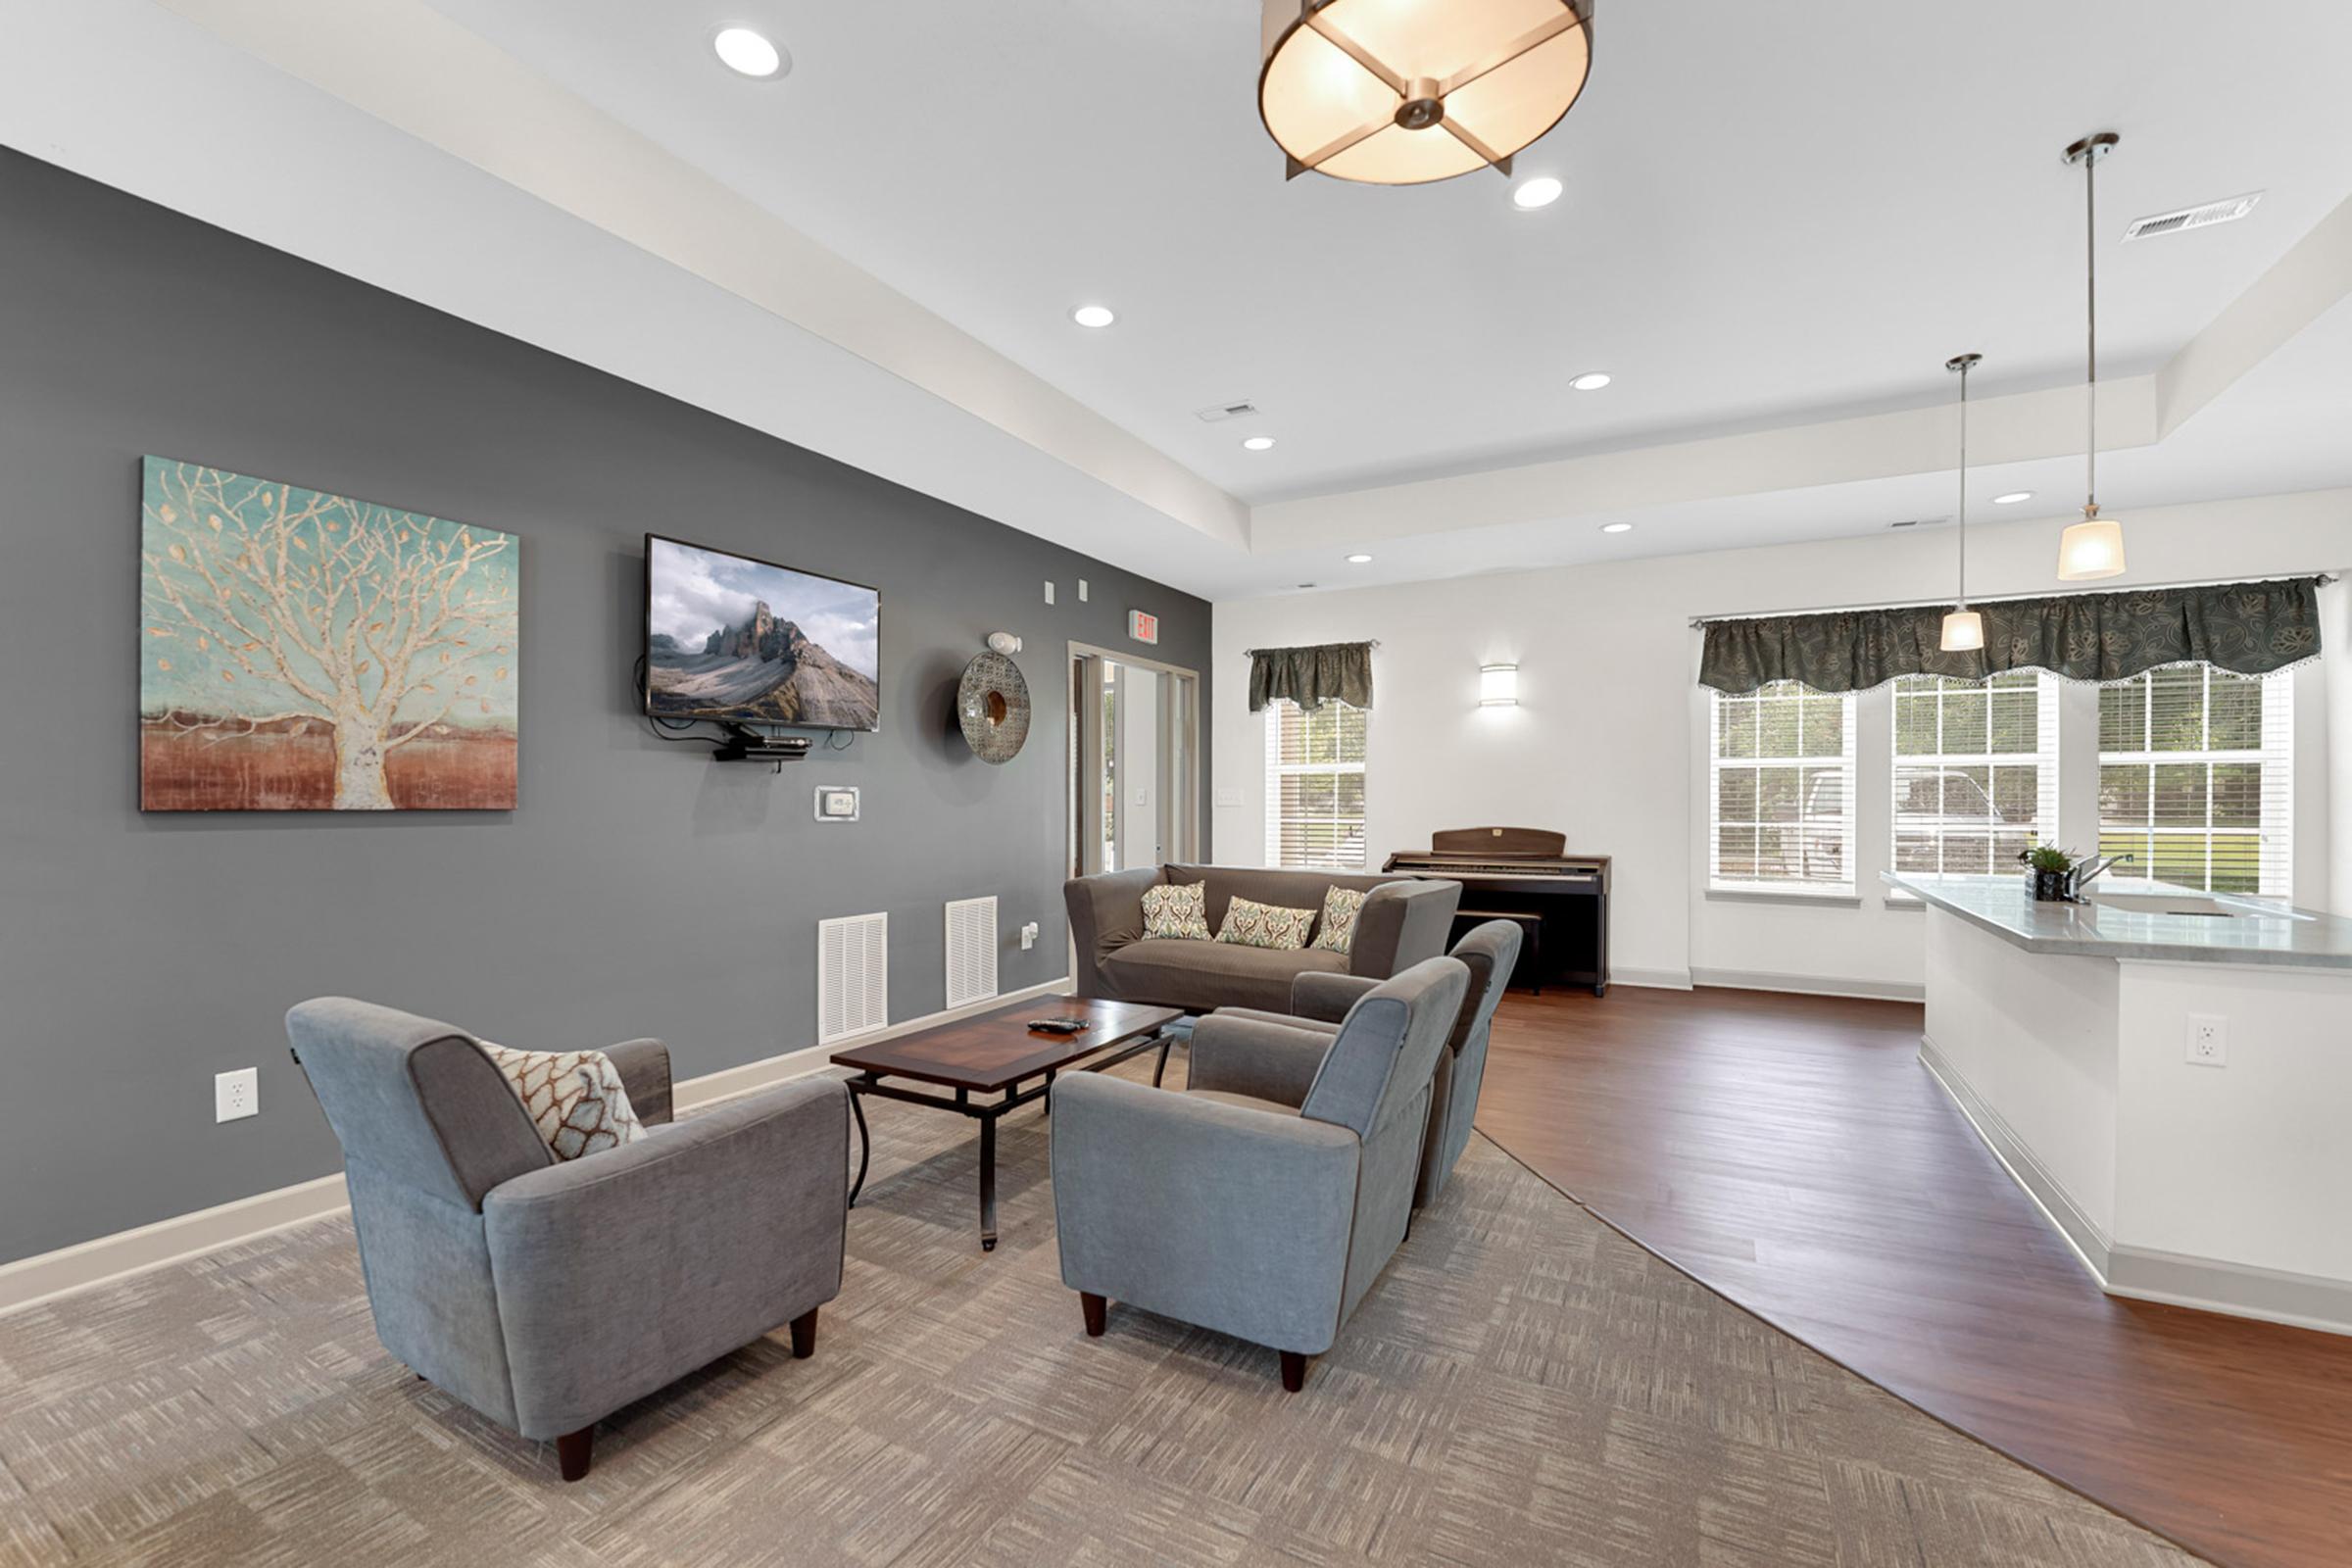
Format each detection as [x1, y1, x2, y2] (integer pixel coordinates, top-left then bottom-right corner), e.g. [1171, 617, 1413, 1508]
[1258, 0, 1593, 185]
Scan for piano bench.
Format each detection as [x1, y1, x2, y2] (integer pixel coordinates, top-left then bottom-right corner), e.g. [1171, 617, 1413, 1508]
[1453, 909, 1543, 996]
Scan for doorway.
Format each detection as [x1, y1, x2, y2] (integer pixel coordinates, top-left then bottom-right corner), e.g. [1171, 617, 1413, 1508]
[1068, 646, 1200, 877]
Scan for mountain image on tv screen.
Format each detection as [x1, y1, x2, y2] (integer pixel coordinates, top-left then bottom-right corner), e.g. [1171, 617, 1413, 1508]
[645, 536, 880, 731]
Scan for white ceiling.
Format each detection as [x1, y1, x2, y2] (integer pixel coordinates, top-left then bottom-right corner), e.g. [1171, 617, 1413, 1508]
[422, 0, 2352, 497]
[6, 0, 2350, 601]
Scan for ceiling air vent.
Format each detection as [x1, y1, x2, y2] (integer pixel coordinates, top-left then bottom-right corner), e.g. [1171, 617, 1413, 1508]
[2124, 191, 2262, 242]
[1194, 400, 1259, 423]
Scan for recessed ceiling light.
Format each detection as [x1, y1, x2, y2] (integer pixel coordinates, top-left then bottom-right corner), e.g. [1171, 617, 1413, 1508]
[711, 26, 785, 78]
[1071, 304, 1116, 328]
[1599, 521, 1634, 534]
[1570, 371, 1612, 391]
[1512, 176, 1563, 211]
[1242, 435, 1276, 451]
[1346, 553, 1372, 564]
[1992, 490, 2034, 505]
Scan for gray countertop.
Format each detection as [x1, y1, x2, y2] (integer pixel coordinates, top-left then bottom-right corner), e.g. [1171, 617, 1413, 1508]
[1883, 873, 2352, 970]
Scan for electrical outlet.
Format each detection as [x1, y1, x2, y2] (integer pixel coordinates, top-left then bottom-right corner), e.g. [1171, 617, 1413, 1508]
[2185, 1013, 2229, 1067]
[215, 1067, 259, 1122]
[1020, 921, 1040, 951]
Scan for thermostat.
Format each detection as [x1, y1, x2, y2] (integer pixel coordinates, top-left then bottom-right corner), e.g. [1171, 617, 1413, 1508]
[814, 786, 860, 822]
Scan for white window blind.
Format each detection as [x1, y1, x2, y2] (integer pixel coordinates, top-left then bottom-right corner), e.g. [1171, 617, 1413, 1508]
[1264, 698, 1368, 869]
[1891, 671, 2061, 879]
[1709, 681, 1855, 892]
[2098, 666, 2294, 895]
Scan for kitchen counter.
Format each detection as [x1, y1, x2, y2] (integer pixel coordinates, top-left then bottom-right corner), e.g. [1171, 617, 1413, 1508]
[1884, 872, 2352, 970]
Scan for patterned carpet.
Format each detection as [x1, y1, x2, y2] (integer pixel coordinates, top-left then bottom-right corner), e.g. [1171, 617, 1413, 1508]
[0, 1055, 2203, 1567]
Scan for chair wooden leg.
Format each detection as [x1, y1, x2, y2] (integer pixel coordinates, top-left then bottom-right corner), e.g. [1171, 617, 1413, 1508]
[1080, 1292, 1107, 1338]
[1279, 1350, 1306, 1393]
[556, 1426, 594, 1482]
[790, 1305, 819, 1360]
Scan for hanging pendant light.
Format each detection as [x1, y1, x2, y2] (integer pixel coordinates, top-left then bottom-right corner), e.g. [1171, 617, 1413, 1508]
[1940, 353, 1986, 653]
[1258, 0, 1593, 185]
[2057, 131, 2127, 580]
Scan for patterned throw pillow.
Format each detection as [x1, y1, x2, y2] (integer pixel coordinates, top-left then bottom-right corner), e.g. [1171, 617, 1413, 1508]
[1142, 882, 1211, 941]
[1215, 894, 1318, 951]
[476, 1040, 646, 1161]
[1312, 886, 1367, 955]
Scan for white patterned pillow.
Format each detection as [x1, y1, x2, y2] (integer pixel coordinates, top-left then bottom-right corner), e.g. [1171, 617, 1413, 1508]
[1142, 882, 1211, 941]
[1311, 886, 1367, 955]
[476, 1040, 645, 1161]
[1215, 895, 1318, 951]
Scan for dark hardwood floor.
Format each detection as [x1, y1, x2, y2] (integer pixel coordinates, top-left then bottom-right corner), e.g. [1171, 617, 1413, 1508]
[1473, 984, 2352, 1568]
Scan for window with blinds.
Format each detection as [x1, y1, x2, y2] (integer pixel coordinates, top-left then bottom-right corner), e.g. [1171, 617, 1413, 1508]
[1710, 680, 1855, 893]
[1264, 698, 1368, 869]
[2098, 666, 2294, 895]
[1891, 671, 2061, 879]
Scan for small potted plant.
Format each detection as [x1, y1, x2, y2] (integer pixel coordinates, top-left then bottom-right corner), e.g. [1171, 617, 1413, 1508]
[2018, 844, 2079, 903]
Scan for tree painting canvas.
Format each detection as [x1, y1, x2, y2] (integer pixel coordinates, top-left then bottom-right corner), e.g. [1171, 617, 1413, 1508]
[139, 458, 518, 810]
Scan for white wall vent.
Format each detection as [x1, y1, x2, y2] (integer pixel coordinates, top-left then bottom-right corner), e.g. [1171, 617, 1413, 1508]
[1194, 399, 1259, 423]
[944, 896, 999, 1010]
[2124, 191, 2262, 242]
[817, 912, 888, 1045]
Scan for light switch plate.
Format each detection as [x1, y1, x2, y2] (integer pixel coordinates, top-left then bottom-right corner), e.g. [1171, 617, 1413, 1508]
[1043, 580, 1055, 606]
[216, 1067, 258, 1123]
[1078, 578, 1089, 602]
[814, 785, 860, 822]
[1215, 788, 1243, 808]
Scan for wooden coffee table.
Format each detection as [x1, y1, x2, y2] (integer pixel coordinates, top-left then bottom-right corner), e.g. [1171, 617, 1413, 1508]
[831, 997, 1183, 1252]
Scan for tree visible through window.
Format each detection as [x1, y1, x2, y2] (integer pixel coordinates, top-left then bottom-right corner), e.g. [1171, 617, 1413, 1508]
[1264, 699, 1367, 869]
[2098, 667, 2293, 895]
[1709, 681, 1854, 892]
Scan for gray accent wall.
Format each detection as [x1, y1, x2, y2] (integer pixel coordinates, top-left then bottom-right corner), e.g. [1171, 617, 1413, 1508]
[0, 149, 1212, 1265]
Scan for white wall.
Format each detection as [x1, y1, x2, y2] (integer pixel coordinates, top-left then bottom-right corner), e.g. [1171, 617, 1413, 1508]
[1211, 488, 2351, 991]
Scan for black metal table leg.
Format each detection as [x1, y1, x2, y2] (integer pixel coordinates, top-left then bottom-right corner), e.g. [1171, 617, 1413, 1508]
[978, 1110, 998, 1252]
[1152, 1035, 1172, 1087]
[847, 1081, 872, 1205]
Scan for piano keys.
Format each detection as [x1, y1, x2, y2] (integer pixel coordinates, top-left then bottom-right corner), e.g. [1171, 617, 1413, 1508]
[1381, 827, 1611, 997]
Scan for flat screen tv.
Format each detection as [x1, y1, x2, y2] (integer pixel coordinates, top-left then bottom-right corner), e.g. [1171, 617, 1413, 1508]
[643, 534, 881, 732]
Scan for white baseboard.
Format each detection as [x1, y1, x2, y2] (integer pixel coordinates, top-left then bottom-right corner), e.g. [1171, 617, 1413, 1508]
[0, 977, 1073, 1317]
[1690, 967, 1926, 1003]
[1921, 1033, 2352, 1338]
[1608, 966, 1693, 991]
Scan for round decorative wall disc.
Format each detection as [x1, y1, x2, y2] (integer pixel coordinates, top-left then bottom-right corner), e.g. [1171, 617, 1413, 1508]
[956, 651, 1030, 764]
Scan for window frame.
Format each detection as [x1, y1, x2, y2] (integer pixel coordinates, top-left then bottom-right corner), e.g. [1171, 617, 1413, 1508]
[1707, 680, 1858, 898]
[1262, 697, 1369, 871]
[2095, 665, 2294, 896]
[1888, 671, 2062, 889]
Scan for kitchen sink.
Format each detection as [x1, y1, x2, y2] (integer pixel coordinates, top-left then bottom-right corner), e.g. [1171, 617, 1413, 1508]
[2087, 890, 2311, 920]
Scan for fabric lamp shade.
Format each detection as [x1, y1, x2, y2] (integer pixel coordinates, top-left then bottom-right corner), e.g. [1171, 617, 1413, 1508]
[1259, 0, 1592, 184]
[1938, 610, 1985, 652]
[2057, 514, 2128, 580]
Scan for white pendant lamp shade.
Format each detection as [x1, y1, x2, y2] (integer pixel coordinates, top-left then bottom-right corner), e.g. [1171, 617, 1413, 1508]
[1259, 0, 1592, 184]
[1939, 353, 1984, 653]
[2057, 513, 2128, 580]
[2056, 132, 2127, 581]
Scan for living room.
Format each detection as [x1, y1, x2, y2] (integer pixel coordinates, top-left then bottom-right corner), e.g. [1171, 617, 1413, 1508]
[3, 4, 2349, 1565]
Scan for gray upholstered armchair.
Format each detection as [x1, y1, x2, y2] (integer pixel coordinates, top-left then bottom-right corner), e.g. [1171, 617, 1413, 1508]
[287, 998, 849, 1481]
[1051, 956, 1469, 1391]
[1233, 920, 1522, 1208]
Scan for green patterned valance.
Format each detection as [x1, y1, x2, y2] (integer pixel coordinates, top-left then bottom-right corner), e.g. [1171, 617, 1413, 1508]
[1698, 576, 2328, 695]
[1248, 641, 1373, 712]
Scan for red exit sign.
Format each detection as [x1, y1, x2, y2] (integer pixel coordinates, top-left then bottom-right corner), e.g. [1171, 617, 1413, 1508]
[1128, 610, 1158, 645]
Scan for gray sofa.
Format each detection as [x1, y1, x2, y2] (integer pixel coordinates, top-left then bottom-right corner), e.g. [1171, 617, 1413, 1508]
[287, 998, 849, 1481]
[1221, 920, 1522, 1208]
[1051, 955, 1470, 1391]
[1065, 862, 1461, 1013]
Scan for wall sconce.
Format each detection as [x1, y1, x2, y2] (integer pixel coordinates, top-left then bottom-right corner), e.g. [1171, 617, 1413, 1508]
[1479, 663, 1519, 707]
